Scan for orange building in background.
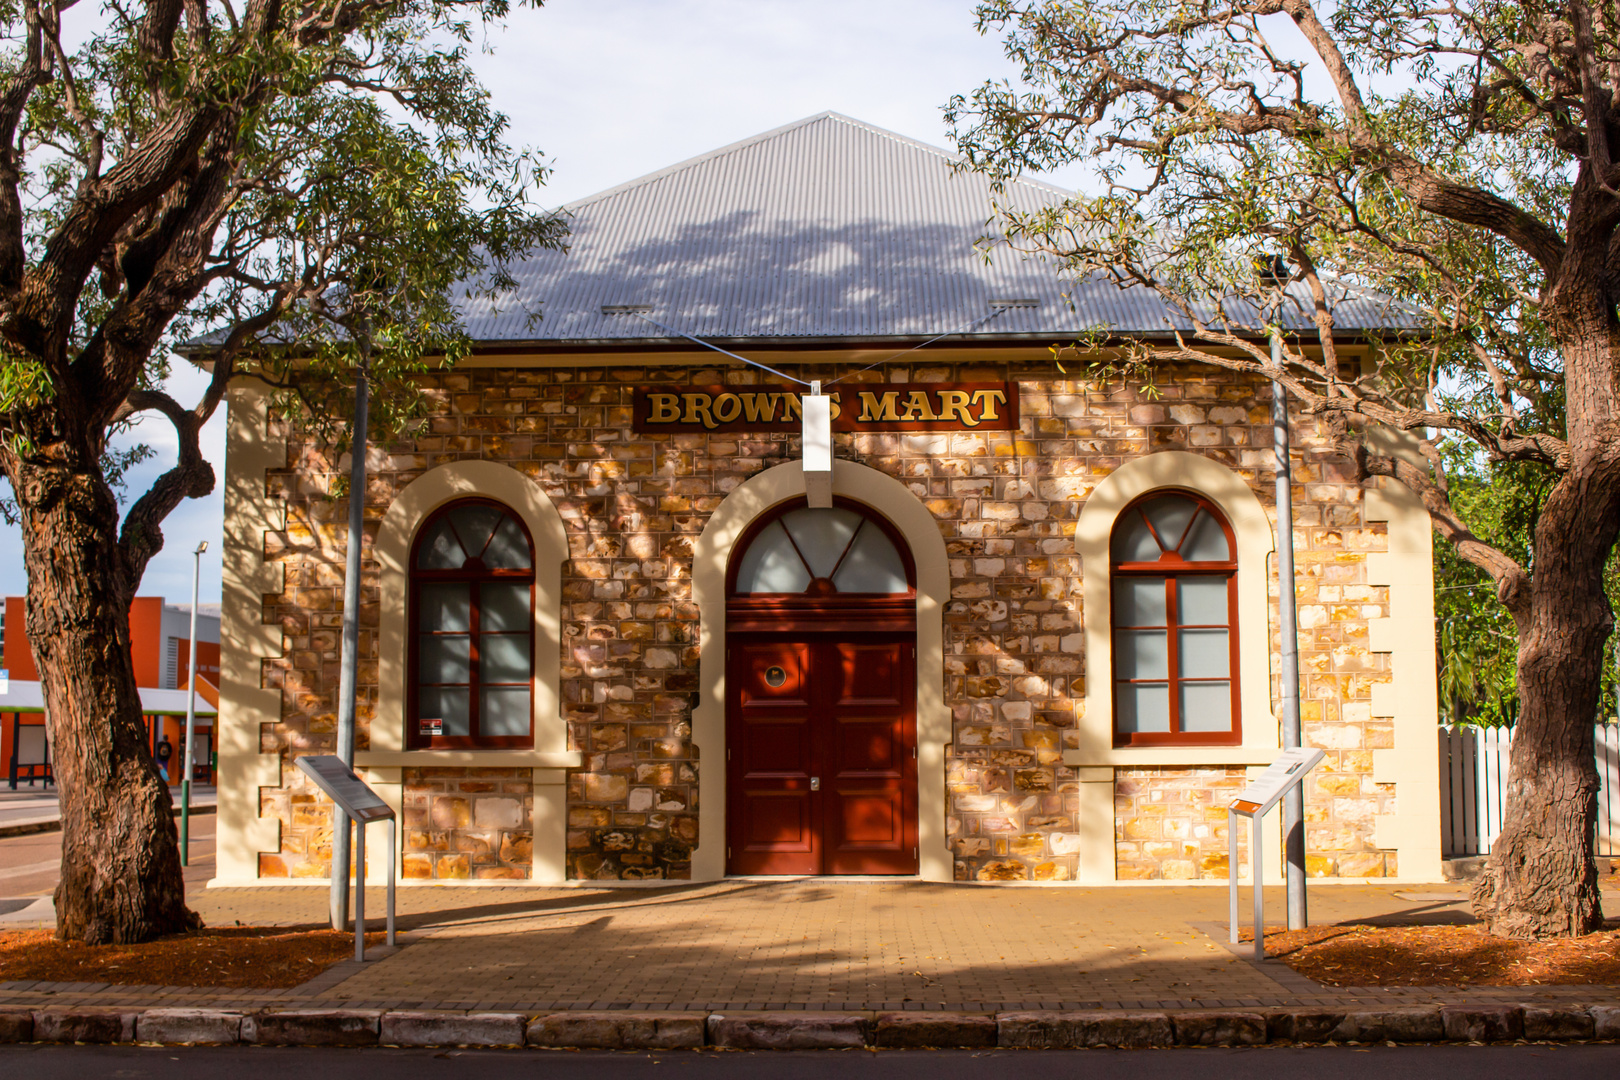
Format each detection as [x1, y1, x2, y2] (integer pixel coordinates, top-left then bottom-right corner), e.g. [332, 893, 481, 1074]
[2, 596, 221, 787]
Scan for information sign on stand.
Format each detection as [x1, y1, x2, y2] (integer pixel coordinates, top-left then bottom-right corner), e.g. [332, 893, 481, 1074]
[296, 755, 396, 960]
[1227, 747, 1325, 961]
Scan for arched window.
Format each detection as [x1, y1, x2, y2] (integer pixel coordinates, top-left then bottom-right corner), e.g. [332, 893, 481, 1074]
[1110, 490, 1240, 746]
[409, 499, 535, 748]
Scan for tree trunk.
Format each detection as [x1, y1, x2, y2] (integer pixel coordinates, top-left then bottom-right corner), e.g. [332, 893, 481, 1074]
[15, 457, 198, 944]
[1471, 463, 1613, 939]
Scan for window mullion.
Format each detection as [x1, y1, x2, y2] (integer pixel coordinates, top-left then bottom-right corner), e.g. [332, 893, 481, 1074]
[1166, 575, 1180, 735]
[469, 579, 482, 741]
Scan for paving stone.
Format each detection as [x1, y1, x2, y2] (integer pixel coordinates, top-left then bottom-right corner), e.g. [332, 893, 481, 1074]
[0, 1010, 34, 1043]
[526, 1011, 706, 1049]
[244, 1009, 382, 1047]
[708, 1011, 868, 1050]
[874, 1012, 996, 1048]
[1522, 1006, 1593, 1041]
[1264, 1009, 1346, 1043]
[381, 1011, 526, 1047]
[1171, 1010, 1267, 1046]
[1589, 1005, 1620, 1039]
[137, 1009, 243, 1045]
[1442, 1005, 1523, 1043]
[1331, 1007, 1445, 1043]
[32, 1009, 137, 1043]
[997, 1010, 1173, 1049]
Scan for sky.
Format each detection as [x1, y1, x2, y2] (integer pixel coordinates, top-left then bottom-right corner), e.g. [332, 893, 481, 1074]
[0, 0, 1105, 611]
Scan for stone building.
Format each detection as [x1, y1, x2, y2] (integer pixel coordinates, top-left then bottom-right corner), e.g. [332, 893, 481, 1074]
[211, 112, 1442, 889]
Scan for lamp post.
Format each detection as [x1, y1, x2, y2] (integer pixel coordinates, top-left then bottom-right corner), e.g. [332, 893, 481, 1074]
[1271, 330, 1306, 930]
[181, 539, 208, 866]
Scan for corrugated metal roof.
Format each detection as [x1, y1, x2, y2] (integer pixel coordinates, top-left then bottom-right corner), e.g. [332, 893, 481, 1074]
[465, 111, 1418, 345]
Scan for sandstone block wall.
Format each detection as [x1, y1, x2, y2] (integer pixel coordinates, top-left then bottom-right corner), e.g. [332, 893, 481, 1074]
[249, 356, 1402, 883]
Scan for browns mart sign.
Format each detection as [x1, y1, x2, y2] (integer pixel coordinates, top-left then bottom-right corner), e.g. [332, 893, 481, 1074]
[632, 383, 1018, 433]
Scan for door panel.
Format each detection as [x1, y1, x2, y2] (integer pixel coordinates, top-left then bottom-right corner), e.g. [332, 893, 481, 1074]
[727, 635, 916, 876]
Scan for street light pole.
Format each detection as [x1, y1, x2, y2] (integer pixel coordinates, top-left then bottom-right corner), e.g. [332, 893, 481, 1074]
[330, 341, 371, 930]
[1272, 330, 1307, 930]
[181, 540, 208, 867]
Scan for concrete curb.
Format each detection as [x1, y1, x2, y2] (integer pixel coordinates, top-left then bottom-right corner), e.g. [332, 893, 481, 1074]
[4, 1003, 1620, 1049]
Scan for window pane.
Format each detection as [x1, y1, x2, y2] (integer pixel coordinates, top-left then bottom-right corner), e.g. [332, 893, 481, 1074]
[1178, 577, 1229, 624]
[419, 583, 471, 632]
[1179, 628, 1230, 678]
[481, 581, 531, 632]
[1140, 495, 1198, 552]
[481, 686, 532, 737]
[417, 518, 465, 569]
[1116, 682, 1170, 733]
[480, 633, 531, 683]
[418, 687, 469, 737]
[831, 525, 908, 593]
[780, 507, 862, 578]
[1180, 681, 1233, 732]
[483, 515, 532, 569]
[419, 634, 470, 683]
[1181, 510, 1232, 561]
[734, 521, 813, 593]
[449, 504, 504, 560]
[1113, 578, 1167, 626]
[1111, 512, 1162, 562]
[1114, 629, 1168, 679]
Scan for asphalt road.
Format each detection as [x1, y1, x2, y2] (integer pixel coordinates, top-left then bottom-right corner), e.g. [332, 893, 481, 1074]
[0, 1045, 1616, 1078]
[0, 814, 216, 897]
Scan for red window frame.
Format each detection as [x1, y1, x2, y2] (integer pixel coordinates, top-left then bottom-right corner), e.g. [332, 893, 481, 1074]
[407, 498, 536, 750]
[1110, 489, 1241, 747]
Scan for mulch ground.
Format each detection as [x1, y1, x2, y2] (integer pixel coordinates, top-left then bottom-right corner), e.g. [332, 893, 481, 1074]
[0, 927, 385, 989]
[1257, 923, 1620, 987]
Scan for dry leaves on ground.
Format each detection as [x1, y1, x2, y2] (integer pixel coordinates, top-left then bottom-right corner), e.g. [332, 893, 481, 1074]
[1262, 924, 1620, 987]
[0, 927, 386, 989]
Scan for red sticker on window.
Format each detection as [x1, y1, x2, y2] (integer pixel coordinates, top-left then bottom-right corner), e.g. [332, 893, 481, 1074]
[418, 718, 443, 736]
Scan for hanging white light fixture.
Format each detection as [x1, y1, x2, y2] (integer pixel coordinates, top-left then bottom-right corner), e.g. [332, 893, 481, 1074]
[802, 380, 833, 508]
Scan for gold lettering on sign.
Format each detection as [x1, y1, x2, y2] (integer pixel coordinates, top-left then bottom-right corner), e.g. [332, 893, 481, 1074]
[972, 388, 1008, 422]
[712, 393, 743, 424]
[934, 390, 974, 426]
[858, 391, 901, 423]
[647, 393, 680, 423]
[899, 391, 939, 422]
[683, 394, 716, 428]
[742, 393, 782, 423]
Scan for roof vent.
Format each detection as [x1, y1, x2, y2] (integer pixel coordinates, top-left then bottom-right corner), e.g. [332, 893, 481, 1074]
[601, 304, 654, 314]
[989, 297, 1040, 308]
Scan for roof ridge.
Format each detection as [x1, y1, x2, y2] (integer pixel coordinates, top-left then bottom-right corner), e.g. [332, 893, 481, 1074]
[557, 111, 1073, 212]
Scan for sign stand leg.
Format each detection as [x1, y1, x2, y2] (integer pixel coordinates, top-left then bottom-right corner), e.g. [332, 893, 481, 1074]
[1251, 816, 1264, 963]
[1228, 810, 1240, 944]
[386, 818, 397, 948]
[354, 816, 366, 962]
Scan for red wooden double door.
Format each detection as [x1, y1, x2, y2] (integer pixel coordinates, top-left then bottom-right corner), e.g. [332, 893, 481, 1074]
[726, 634, 918, 875]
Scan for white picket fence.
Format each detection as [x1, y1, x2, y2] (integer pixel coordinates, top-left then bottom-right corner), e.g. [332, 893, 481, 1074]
[1439, 724, 1620, 857]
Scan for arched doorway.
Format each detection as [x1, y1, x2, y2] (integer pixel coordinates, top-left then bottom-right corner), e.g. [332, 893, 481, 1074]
[725, 497, 919, 875]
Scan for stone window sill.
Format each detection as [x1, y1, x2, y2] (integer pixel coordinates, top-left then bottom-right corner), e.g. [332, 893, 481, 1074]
[353, 750, 582, 769]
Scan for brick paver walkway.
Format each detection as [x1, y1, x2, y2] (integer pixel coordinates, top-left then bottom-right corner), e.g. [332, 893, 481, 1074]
[6, 876, 1619, 1014]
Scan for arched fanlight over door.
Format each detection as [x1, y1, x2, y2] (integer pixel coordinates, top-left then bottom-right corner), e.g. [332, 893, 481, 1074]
[726, 499, 915, 632]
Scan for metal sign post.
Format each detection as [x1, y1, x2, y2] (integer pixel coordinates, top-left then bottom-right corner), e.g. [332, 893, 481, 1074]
[296, 755, 396, 960]
[1227, 747, 1325, 961]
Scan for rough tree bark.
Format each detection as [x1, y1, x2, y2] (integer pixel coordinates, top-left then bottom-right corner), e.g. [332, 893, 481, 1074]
[13, 454, 198, 943]
[1471, 198, 1620, 937]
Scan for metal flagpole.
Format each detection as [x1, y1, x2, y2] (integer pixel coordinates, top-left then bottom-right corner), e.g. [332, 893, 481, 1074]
[330, 339, 371, 930]
[1272, 330, 1307, 930]
[181, 540, 208, 866]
